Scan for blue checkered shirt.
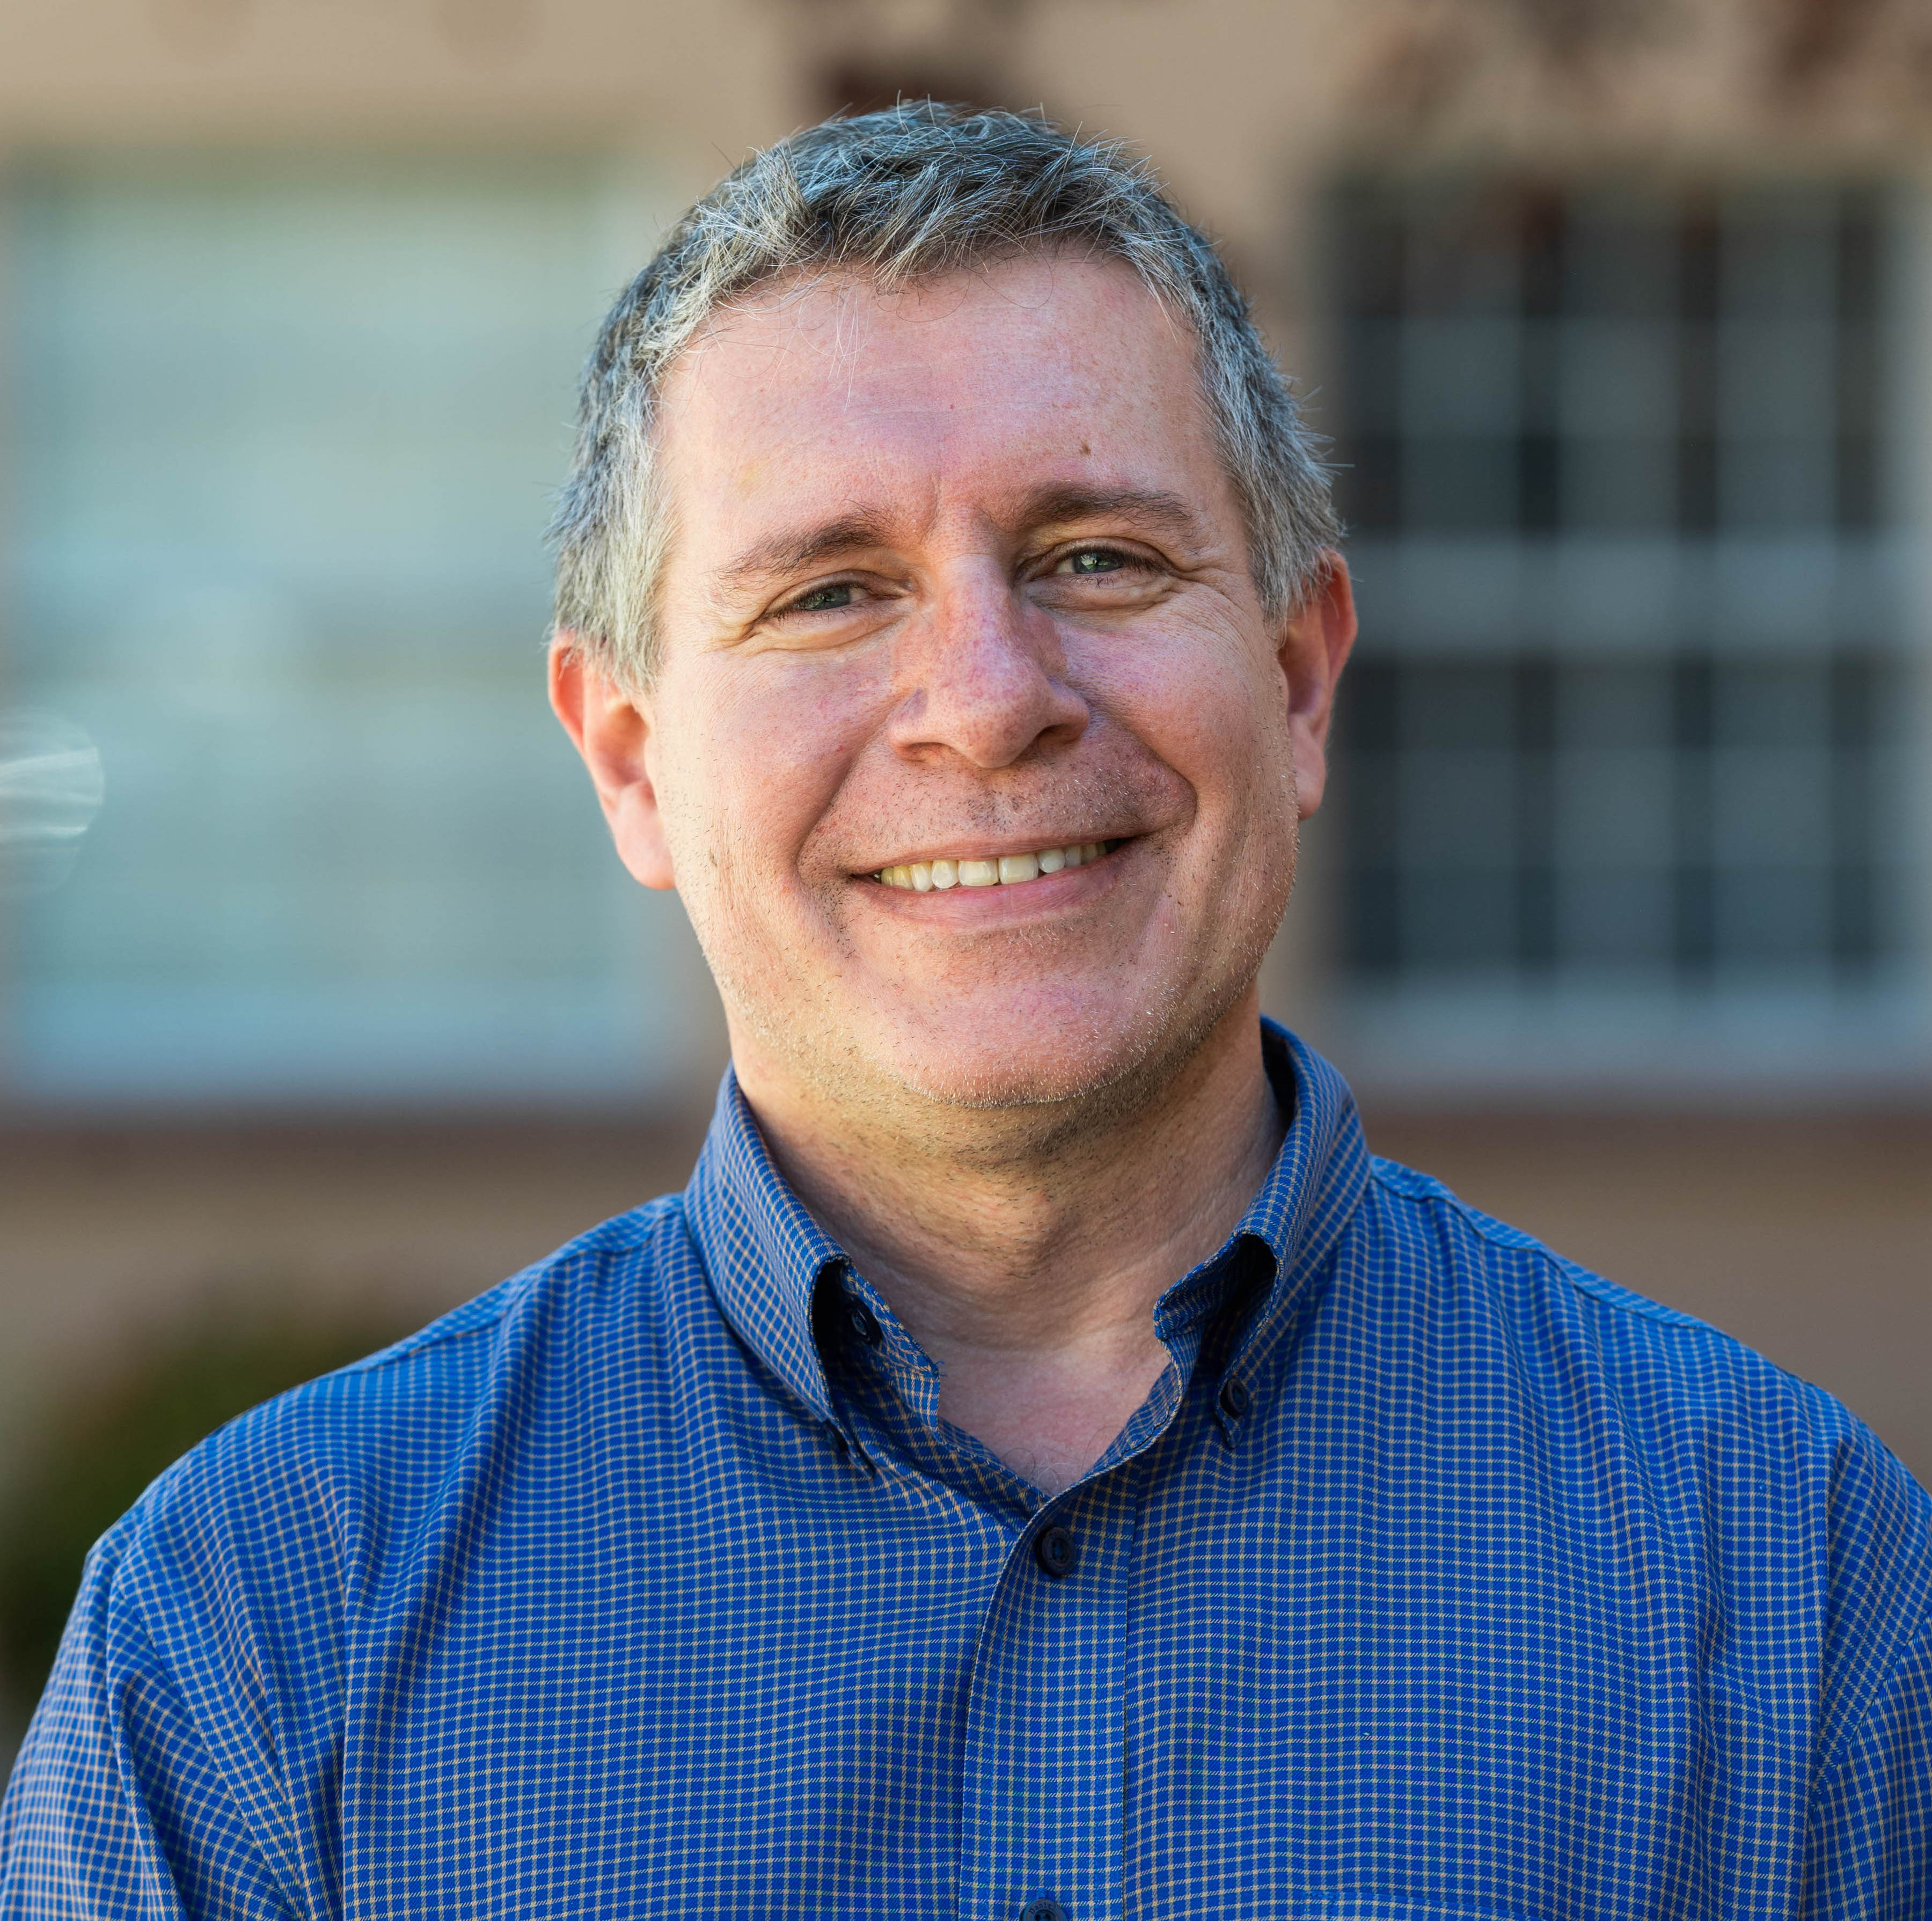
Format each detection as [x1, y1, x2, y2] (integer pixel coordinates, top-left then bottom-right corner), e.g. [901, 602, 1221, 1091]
[5, 1024, 1930, 1918]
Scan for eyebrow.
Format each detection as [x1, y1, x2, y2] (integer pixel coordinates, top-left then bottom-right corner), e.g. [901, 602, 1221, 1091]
[714, 512, 897, 596]
[711, 485, 1212, 599]
[1008, 483, 1210, 546]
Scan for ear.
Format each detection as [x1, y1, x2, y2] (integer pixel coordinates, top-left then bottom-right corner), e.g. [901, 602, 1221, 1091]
[548, 635, 677, 890]
[1277, 552, 1358, 822]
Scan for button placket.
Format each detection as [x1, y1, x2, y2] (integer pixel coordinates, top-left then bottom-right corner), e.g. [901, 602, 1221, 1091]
[959, 1478, 1138, 1921]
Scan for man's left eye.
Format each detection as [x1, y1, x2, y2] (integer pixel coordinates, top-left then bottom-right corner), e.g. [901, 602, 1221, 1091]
[787, 582, 859, 613]
[1058, 548, 1132, 576]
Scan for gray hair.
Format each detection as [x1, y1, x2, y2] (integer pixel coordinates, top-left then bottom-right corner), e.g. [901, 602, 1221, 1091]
[550, 102, 1340, 684]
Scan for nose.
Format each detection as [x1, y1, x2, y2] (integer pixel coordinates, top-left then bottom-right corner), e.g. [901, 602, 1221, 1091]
[884, 564, 1090, 769]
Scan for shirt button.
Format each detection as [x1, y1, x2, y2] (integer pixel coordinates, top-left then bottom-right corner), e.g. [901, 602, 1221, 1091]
[1219, 1375, 1250, 1418]
[1034, 1524, 1077, 1580]
[1020, 1901, 1069, 1921]
[846, 1301, 882, 1347]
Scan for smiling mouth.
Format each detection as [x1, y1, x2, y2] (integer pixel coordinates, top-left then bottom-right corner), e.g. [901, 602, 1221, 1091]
[872, 839, 1123, 892]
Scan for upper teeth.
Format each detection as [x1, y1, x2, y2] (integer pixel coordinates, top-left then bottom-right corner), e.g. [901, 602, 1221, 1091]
[874, 842, 1109, 891]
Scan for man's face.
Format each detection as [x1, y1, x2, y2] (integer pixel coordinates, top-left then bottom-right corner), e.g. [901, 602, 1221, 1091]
[564, 253, 1352, 1120]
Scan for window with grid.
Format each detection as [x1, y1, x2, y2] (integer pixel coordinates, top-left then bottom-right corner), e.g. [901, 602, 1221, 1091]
[2, 155, 714, 1107]
[1324, 178, 1920, 1080]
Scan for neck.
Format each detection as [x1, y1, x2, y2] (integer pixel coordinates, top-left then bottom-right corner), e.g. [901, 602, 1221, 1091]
[731, 992, 1285, 1493]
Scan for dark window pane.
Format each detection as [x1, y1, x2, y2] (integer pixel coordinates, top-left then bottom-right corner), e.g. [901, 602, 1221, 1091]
[1677, 431, 1720, 534]
[1833, 862, 1879, 973]
[1404, 869, 1519, 971]
[1562, 437, 1677, 530]
[1558, 870, 1675, 970]
[1340, 661, 1401, 753]
[1346, 866, 1404, 974]
[1519, 432, 1562, 533]
[1402, 438, 1518, 531]
[1715, 867, 1833, 967]
[1334, 433, 1403, 532]
[1401, 663, 1518, 752]
[1326, 174, 1902, 997]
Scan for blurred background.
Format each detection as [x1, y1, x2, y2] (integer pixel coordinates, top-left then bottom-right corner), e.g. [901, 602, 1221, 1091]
[2, 0, 1929, 1753]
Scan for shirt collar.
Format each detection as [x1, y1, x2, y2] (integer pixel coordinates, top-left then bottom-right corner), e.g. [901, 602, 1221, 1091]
[1202, 1017, 1374, 1399]
[682, 1017, 1371, 1438]
[682, 1070, 848, 1430]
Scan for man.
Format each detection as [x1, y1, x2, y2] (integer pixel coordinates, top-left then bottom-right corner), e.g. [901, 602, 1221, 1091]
[4, 105, 1928, 1919]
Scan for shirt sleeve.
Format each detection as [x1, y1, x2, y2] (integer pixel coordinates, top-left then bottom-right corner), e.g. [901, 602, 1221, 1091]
[1802, 1601, 1932, 1920]
[0, 1533, 298, 1921]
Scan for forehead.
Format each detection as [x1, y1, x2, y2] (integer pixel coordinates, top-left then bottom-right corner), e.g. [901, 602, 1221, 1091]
[652, 252, 1234, 551]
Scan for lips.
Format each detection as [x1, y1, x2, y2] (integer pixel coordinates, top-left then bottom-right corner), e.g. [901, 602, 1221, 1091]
[873, 840, 1117, 892]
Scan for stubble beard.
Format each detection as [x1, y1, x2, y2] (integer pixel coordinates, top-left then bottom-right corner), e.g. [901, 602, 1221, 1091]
[698, 844, 1292, 1179]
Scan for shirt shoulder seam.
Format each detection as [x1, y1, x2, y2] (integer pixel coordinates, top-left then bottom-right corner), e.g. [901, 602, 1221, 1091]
[1364, 1157, 1912, 1476]
[1367, 1156, 1710, 1335]
[1805, 1591, 1932, 1829]
[103, 1546, 310, 1911]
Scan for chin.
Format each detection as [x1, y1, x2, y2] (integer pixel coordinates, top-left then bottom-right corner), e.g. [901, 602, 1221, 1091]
[870, 999, 1179, 1115]
[884, 1052, 1113, 1112]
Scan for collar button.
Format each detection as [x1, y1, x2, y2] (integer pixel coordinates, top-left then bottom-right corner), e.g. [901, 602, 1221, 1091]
[1034, 1524, 1078, 1580]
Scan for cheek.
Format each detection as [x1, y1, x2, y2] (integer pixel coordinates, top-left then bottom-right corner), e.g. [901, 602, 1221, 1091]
[1075, 615, 1283, 823]
[658, 663, 872, 894]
